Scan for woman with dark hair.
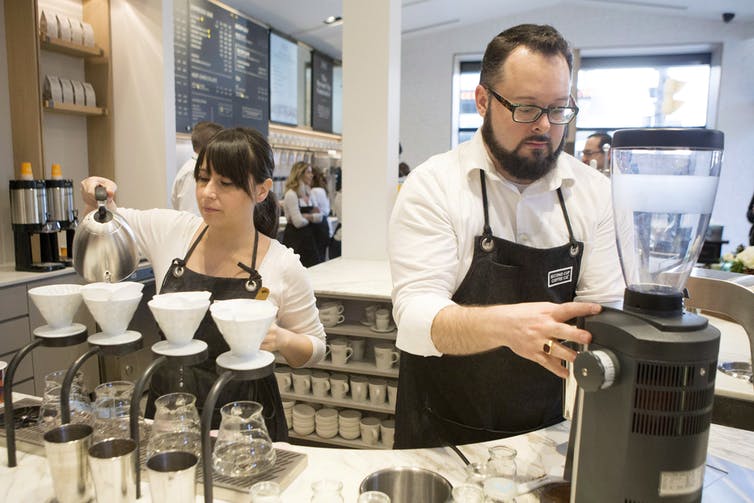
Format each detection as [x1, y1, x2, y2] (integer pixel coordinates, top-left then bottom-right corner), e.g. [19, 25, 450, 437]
[81, 127, 326, 439]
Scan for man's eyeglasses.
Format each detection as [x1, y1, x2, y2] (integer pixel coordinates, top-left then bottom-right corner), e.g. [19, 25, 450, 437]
[581, 149, 603, 157]
[485, 86, 578, 125]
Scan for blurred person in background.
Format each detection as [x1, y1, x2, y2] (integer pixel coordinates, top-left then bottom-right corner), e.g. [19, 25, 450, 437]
[282, 162, 326, 266]
[172, 121, 223, 214]
[310, 166, 332, 260]
[747, 191, 754, 245]
[580, 132, 611, 174]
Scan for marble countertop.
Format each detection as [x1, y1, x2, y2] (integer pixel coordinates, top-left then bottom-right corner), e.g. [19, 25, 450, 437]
[1, 419, 752, 502]
[307, 258, 393, 300]
[0, 264, 79, 289]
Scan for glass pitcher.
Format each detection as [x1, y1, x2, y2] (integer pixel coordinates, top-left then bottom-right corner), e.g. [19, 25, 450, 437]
[212, 401, 276, 477]
[38, 369, 92, 432]
[92, 380, 140, 443]
[484, 445, 518, 502]
[147, 392, 201, 460]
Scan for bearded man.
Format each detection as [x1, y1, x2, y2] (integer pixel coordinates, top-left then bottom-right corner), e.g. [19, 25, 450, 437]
[387, 24, 624, 448]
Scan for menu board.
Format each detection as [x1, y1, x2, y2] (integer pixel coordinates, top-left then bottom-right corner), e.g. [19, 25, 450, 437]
[311, 51, 333, 133]
[174, 0, 269, 136]
[269, 31, 298, 126]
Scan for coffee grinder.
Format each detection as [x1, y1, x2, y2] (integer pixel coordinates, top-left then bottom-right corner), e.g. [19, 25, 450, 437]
[9, 162, 65, 272]
[569, 128, 723, 502]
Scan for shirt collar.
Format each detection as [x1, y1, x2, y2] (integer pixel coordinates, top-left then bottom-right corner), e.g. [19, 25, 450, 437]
[460, 129, 576, 193]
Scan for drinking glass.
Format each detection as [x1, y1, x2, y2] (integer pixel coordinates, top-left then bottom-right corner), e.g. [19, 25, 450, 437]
[147, 392, 201, 460]
[311, 479, 344, 502]
[249, 480, 283, 502]
[484, 445, 518, 502]
[212, 401, 276, 477]
[92, 380, 137, 443]
[38, 370, 92, 432]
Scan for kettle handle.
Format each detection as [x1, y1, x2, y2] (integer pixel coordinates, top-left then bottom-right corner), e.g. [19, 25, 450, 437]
[95, 185, 108, 221]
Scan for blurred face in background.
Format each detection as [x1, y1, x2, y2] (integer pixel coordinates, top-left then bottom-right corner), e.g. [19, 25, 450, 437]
[581, 136, 609, 170]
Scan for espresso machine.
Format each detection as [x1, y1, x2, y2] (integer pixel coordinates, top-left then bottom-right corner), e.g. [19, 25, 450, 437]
[9, 162, 65, 272]
[569, 128, 724, 502]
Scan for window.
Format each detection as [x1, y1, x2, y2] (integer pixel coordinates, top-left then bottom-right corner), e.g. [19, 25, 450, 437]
[451, 46, 721, 154]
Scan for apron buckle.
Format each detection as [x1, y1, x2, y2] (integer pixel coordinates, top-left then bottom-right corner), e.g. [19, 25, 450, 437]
[569, 243, 580, 257]
[481, 237, 495, 252]
[245, 279, 258, 292]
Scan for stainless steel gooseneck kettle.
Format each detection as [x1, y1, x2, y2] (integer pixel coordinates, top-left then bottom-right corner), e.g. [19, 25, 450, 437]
[73, 185, 139, 283]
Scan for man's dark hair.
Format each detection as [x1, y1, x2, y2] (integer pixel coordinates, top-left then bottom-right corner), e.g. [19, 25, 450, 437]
[190, 121, 223, 153]
[479, 24, 573, 88]
[587, 132, 612, 150]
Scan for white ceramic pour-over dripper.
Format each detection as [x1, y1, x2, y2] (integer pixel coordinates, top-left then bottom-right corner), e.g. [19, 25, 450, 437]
[148, 291, 211, 347]
[81, 282, 143, 344]
[210, 299, 277, 369]
[28, 284, 85, 336]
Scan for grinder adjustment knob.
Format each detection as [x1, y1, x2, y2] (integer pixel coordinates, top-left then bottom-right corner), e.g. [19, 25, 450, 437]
[574, 349, 618, 392]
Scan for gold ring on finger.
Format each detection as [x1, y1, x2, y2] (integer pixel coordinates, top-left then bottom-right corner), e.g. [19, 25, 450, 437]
[543, 339, 555, 355]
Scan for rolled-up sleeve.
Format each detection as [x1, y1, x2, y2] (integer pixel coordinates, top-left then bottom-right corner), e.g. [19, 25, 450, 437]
[388, 168, 460, 357]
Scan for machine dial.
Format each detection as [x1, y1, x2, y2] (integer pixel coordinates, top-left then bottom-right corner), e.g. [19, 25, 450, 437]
[574, 349, 619, 392]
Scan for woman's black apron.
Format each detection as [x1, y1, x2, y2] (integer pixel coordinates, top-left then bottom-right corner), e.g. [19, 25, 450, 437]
[145, 226, 288, 441]
[282, 203, 324, 267]
[394, 170, 584, 448]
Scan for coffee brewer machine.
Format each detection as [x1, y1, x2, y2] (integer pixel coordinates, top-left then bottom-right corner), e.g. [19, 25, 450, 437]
[45, 164, 78, 265]
[569, 128, 724, 502]
[9, 163, 66, 272]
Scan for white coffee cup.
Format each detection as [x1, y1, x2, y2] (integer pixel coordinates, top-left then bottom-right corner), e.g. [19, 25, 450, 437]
[311, 371, 331, 397]
[319, 302, 344, 317]
[363, 304, 378, 325]
[327, 340, 353, 366]
[273, 367, 292, 392]
[368, 378, 387, 405]
[291, 368, 312, 395]
[320, 313, 345, 327]
[374, 343, 400, 370]
[350, 337, 366, 361]
[350, 375, 368, 402]
[329, 373, 350, 400]
[387, 380, 398, 408]
[360, 417, 381, 446]
[374, 308, 392, 331]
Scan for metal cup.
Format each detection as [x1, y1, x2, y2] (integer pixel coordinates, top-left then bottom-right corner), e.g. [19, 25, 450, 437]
[88, 438, 137, 503]
[147, 451, 198, 503]
[43, 423, 94, 503]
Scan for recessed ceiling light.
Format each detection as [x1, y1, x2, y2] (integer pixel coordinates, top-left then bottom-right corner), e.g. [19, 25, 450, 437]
[323, 15, 342, 25]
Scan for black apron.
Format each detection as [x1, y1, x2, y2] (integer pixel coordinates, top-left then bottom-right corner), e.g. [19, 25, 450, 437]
[145, 226, 288, 441]
[394, 170, 584, 448]
[282, 204, 324, 267]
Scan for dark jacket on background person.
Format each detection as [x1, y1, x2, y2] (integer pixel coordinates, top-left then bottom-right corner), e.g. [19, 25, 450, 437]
[747, 192, 754, 245]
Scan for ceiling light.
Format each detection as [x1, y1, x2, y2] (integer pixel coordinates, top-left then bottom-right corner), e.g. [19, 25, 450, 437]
[323, 15, 342, 25]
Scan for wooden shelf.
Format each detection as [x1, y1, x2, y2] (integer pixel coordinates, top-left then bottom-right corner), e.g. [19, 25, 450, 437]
[39, 34, 103, 58]
[44, 100, 106, 116]
[280, 391, 395, 415]
[325, 322, 397, 341]
[288, 430, 392, 449]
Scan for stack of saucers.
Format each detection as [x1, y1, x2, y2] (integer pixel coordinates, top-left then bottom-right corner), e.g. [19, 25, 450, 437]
[315, 408, 339, 439]
[282, 400, 295, 430]
[338, 409, 362, 440]
[292, 403, 315, 435]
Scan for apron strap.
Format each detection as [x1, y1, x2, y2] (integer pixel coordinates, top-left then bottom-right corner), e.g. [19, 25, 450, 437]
[479, 170, 493, 238]
[236, 229, 262, 293]
[556, 188, 580, 257]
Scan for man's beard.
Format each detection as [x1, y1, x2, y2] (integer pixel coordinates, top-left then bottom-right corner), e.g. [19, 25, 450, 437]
[481, 107, 564, 182]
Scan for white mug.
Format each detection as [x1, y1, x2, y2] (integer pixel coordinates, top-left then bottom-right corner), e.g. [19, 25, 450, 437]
[320, 301, 344, 315]
[311, 371, 331, 397]
[360, 417, 381, 446]
[380, 419, 395, 448]
[273, 367, 292, 392]
[329, 374, 350, 400]
[368, 378, 387, 405]
[363, 304, 378, 325]
[291, 369, 312, 395]
[350, 337, 366, 361]
[374, 343, 400, 370]
[328, 342, 353, 366]
[350, 376, 368, 402]
[387, 380, 398, 408]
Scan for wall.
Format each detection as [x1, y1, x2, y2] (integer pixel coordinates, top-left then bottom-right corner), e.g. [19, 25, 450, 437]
[0, 0, 12, 263]
[400, 4, 754, 251]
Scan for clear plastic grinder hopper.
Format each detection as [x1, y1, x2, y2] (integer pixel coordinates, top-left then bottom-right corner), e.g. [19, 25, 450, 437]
[611, 128, 724, 311]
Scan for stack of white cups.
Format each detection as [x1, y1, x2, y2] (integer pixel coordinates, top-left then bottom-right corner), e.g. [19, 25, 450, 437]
[292, 404, 315, 435]
[282, 400, 295, 430]
[338, 409, 362, 440]
[315, 408, 339, 438]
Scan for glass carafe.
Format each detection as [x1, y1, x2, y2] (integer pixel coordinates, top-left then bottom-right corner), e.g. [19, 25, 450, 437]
[38, 369, 92, 432]
[147, 392, 201, 460]
[484, 445, 518, 502]
[212, 401, 276, 477]
[92, 380, 138, 443]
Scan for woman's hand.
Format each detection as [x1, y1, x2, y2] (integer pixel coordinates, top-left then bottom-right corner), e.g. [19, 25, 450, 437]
[80, 176, 118, 214]
[260, 323, 291, 354]
[260, 323, 313, 368]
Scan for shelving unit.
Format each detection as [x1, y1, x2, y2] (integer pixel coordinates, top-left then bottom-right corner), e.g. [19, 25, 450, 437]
[282, 292, 399, 449]
[5, 0, 114, 179]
